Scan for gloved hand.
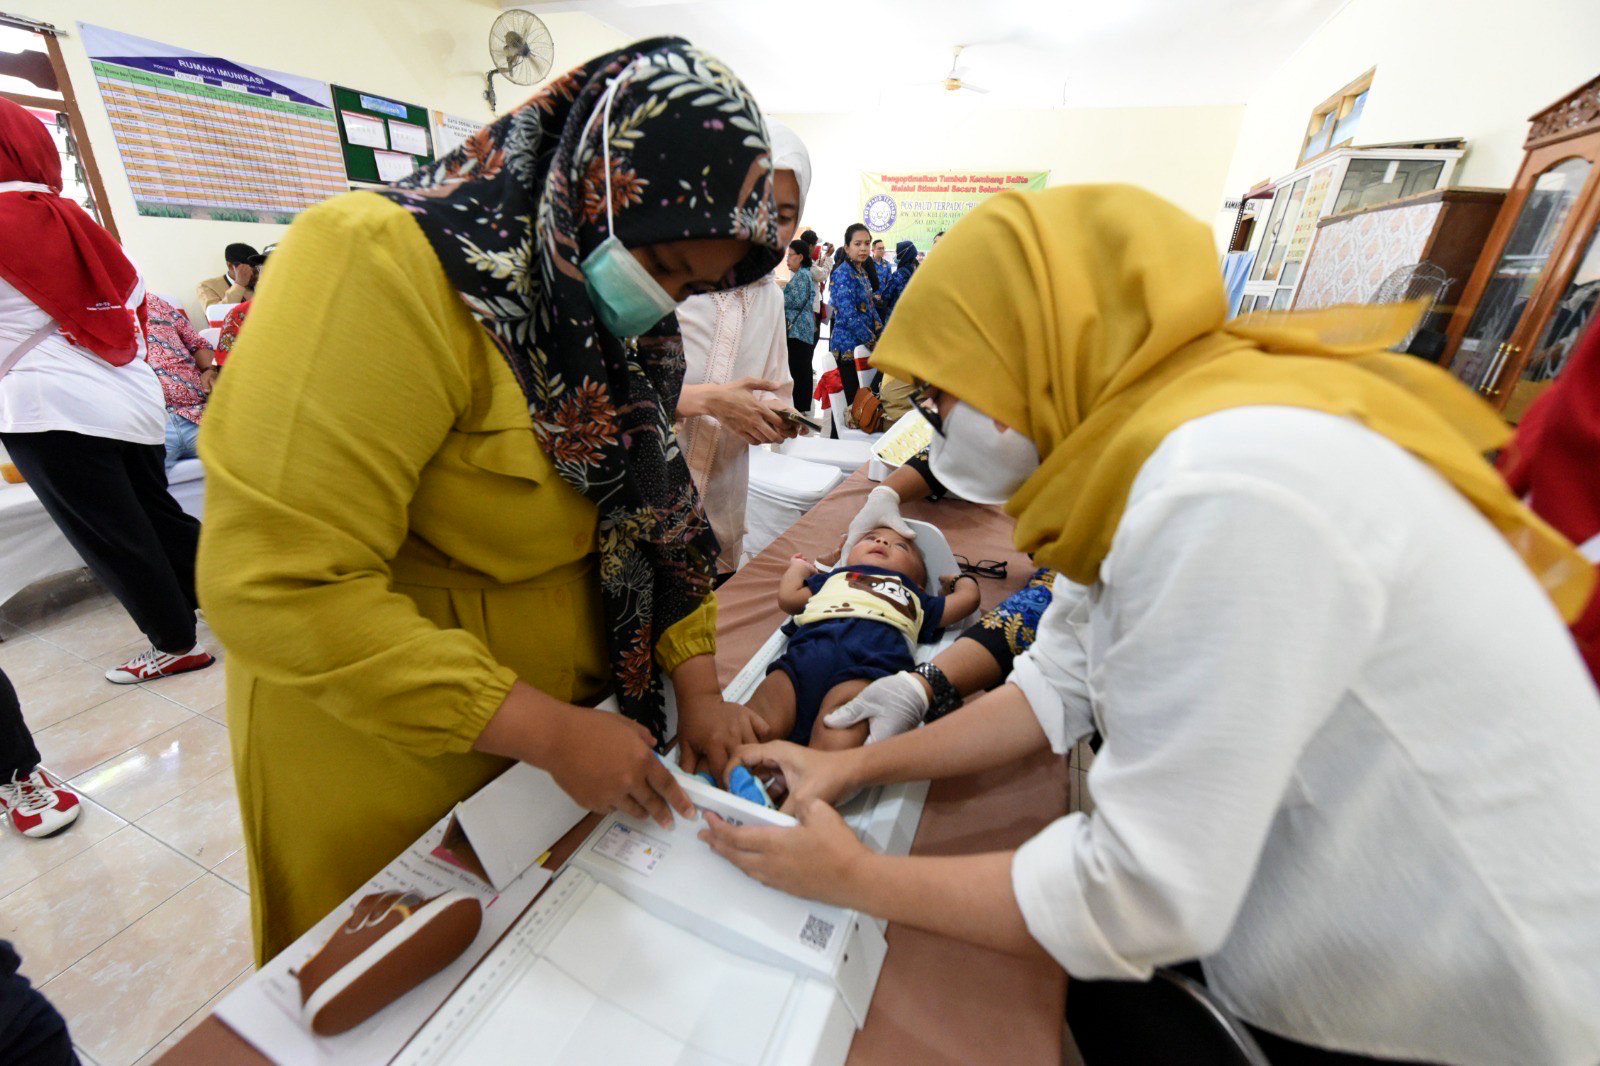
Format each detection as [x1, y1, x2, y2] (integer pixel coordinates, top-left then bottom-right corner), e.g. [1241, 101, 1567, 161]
[841, 485, 915, 558]
[823, 671, 930, 744]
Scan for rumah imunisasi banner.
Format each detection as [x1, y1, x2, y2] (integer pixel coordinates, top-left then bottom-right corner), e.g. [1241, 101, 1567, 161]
[859, 171, 1048, 250]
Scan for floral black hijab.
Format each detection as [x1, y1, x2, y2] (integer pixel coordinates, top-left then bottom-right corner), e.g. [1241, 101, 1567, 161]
[382, 38, 781, 739]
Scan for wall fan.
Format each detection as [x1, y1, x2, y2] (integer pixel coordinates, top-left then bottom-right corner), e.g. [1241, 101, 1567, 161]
[484, 8, 555, 112]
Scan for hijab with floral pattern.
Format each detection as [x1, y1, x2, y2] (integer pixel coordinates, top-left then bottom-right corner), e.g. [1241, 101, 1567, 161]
[381, 37, 782, 739]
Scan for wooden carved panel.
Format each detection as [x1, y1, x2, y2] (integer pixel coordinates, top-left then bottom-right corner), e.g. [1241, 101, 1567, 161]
[1526, 75, 1600, 149]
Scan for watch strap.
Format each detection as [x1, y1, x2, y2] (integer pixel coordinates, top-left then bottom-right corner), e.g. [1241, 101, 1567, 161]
[914, 662, 962, 721]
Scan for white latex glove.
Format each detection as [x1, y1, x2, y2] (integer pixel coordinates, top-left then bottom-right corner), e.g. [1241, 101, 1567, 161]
[841, 485, 916, 557]
[823, 671, 931, 744]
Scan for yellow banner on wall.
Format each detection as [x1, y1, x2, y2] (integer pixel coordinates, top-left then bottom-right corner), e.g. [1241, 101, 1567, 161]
[859, 170, 1049, 250]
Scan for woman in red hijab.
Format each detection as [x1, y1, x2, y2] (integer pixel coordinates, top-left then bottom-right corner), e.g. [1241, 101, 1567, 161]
[1500, 316, 1600, 686]
[0, 98, 213, 685]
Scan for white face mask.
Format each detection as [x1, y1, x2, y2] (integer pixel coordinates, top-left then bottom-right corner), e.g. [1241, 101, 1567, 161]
[927, 400, 1041, 505]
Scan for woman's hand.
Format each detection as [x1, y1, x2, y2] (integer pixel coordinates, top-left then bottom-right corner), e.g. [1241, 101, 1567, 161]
[677, 695, 773, 780]
[729, 740, 863, 813]
[821, 671, 932, 744]
[843, 484, 916, 556]
[473, 683, 693, 830]
[701, 378, 789, 445]
[700, 800, 871, 907]
[543, 707, 695, 829]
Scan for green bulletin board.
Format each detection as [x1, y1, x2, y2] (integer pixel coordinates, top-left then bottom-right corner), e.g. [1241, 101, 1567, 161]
[331, 85, 433, 185]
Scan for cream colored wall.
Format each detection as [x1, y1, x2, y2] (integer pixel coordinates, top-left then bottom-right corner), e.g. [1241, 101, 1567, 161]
[1216, 0, 1600, 247]
[15, 1, 626, 320]
[771, 104, 1246, 246]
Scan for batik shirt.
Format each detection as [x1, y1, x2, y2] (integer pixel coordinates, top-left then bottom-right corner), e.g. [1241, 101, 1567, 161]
[783, 268, 817, 344]
[142, 294, 210, 425]
[828, 261, 883, 354]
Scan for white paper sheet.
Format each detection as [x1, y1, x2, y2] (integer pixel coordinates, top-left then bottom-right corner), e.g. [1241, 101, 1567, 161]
[372, 148, 415, 182]
[430, 110, 481, 157]
[214, 814, 550, 1066]
[451, 760, 586, 890]
[340, 110, 387, 149]
[386, 119, 430, 156]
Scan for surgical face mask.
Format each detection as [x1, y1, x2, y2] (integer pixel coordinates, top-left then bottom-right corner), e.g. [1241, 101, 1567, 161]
[927, 400, 1041, 505]
[578, 63, 679, 338]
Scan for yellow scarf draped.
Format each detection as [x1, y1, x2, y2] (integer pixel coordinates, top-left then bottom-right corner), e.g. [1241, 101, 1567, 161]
[871, 185, 1593, 621]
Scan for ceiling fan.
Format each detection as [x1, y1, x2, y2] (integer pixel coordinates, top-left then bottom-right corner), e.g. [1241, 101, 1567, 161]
[931, 45, 989, 95]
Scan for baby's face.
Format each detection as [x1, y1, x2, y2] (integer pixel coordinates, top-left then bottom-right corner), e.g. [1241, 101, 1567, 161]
[848, 528, 926, 586]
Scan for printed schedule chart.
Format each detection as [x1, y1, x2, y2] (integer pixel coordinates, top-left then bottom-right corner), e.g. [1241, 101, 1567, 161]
[82, 24, 349, 223]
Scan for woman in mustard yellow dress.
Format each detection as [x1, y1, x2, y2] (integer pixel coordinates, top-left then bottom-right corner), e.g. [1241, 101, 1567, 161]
[198, 39, 784, 962]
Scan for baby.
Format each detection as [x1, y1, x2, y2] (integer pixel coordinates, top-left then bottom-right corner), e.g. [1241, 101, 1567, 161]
[743, 526, 982, 752]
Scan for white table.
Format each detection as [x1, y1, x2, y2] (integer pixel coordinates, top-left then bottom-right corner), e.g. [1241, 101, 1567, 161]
[0, 458, 205, 609]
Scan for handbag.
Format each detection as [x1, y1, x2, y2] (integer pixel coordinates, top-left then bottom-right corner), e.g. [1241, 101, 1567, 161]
[850, 386, 884, 434]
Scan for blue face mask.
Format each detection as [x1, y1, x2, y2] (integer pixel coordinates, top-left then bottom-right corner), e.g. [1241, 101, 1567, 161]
[579, 65, 680, 338]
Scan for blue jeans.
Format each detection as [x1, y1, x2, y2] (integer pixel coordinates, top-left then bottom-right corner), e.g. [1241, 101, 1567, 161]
[164, 413, 200, 471]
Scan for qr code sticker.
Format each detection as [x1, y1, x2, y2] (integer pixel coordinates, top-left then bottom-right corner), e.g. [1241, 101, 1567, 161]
[798, 913, 836, 953]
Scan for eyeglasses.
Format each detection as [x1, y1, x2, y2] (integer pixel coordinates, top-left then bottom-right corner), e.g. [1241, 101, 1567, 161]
[907, 381, 945, 436]
[956, 555, 1008, 579]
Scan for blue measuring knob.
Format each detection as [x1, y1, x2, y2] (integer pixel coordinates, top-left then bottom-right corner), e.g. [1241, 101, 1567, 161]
[692, 767, 775, 809]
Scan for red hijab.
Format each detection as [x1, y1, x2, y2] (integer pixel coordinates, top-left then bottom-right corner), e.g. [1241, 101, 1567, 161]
[0, 98, 142, 364]
[1500, 317, 1600, 683]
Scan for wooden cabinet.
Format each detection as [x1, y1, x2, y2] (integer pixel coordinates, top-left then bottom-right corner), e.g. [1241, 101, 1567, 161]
[1294, 187, 1505, 316]
[1444, 75, 1600, 422]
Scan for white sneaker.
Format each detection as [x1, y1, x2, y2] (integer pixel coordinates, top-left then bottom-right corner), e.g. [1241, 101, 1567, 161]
[0, 769, 82, 838]
[105, 644, 215, 684]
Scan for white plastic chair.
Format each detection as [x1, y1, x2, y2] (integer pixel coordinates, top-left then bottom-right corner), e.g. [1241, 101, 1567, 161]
[205, 302, 241, 329]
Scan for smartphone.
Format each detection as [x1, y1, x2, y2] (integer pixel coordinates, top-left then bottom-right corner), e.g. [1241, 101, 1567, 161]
[780, 408, 822, 433]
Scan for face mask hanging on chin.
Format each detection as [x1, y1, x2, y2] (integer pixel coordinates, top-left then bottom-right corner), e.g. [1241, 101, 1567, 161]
[578, 61, 681, 338]
[928, 400, 1042, 506]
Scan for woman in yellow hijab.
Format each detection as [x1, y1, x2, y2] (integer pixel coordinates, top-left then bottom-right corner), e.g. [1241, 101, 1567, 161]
[706, 186, 1600, 1065]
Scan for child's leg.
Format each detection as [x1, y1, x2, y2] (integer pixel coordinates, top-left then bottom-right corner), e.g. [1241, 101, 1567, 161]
[809, 679, 872, 751]
[745, 671, 799, 745]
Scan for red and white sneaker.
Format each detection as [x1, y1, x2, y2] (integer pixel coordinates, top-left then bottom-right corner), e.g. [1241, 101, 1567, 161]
[1, 769, 82, 838]
[104, 644, 215, 684]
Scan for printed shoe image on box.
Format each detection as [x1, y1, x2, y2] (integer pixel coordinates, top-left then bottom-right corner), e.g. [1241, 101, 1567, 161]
[295, 889, 482, 1036]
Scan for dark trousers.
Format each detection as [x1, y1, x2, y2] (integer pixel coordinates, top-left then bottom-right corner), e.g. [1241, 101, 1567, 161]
[0, 669, 39, 782]
[1068, 973, 1425, 1065]
[832, 349, 861, 407]
[0, 942, 77, 1066]
[2, 431, 199, 654]
[786, 337, 815, 412]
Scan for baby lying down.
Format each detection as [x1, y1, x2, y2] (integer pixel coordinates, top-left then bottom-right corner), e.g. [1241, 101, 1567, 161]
[743, 526, 982, 753]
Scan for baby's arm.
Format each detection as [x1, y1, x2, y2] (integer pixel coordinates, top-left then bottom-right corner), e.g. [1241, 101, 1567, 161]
[937, 574, 983, 626]
[779, 555, 817, 615]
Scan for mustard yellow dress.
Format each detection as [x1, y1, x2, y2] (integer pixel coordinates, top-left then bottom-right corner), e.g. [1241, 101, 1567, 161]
[197, 192, 716, 964]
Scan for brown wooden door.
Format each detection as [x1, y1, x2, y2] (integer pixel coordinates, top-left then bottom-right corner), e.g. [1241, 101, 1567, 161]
[1444, 131, 1600, 410]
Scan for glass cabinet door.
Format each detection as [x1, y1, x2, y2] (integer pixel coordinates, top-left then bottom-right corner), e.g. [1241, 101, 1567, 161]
[1451, 157, 1593, 392]
[1502, 220, 1600, 421]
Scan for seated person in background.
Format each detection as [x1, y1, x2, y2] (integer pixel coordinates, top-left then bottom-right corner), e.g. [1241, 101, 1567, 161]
[142, 294, 216, 469]
[213, 251, 268, 368]
[196, 242, 259, 308]
[744, 527, 980, 752]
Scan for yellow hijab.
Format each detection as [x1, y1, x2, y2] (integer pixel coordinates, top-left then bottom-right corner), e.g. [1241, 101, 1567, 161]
[871, 185, 1593, 621]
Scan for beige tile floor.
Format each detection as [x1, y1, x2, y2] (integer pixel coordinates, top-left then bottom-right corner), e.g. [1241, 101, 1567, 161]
[0, 570, 248, 1066]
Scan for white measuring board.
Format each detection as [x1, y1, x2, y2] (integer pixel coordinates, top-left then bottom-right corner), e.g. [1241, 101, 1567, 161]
[394, 868, 855, 1066]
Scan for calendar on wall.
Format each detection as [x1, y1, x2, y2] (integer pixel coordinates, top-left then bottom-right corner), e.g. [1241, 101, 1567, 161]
[80, 23, 348, 223]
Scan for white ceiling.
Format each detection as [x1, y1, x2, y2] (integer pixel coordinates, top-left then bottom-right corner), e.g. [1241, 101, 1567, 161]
[503, 0, 1351, 113]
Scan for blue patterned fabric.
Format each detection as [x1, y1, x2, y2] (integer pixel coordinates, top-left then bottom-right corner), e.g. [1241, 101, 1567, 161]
[783, 267, 816, 344]
[976, 567, 1059, 657]
[828, 260, 882, 354]
[874, 258, 893, 288]
[879, 239, 919, 323]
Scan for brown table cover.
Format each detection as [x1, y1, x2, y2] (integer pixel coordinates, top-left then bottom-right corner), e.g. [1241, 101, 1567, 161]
[163, 467, 1067, 1065]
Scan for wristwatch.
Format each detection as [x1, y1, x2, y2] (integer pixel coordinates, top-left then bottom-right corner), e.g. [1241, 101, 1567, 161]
[913, 662, 963, 721]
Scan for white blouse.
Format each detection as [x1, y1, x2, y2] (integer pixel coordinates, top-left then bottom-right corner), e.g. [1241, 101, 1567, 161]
[677, 277, 790, 571]
[1007, 406, 1600, 1066]
[0, 276, 163, 444]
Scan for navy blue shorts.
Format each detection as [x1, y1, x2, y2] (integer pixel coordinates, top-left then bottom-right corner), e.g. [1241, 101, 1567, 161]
[769, 618, 915, 743]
